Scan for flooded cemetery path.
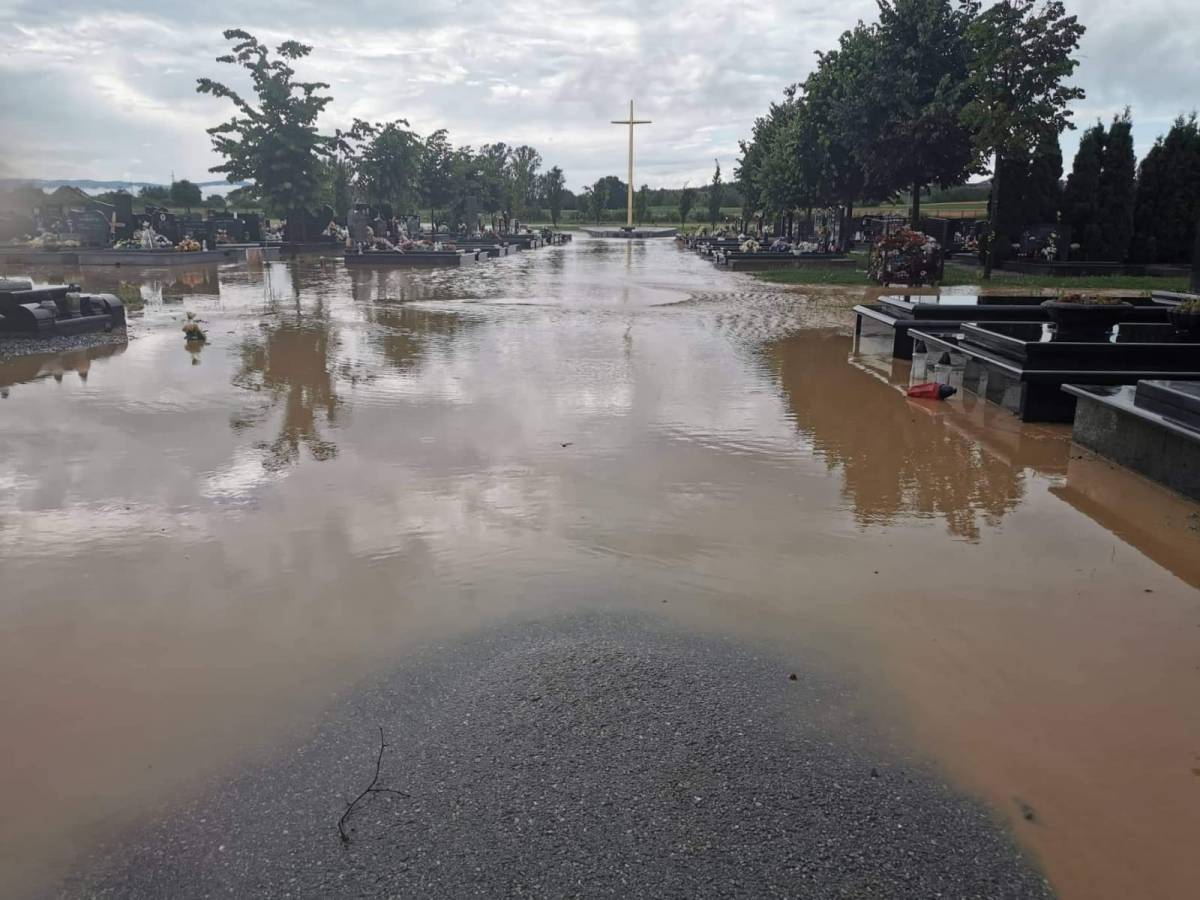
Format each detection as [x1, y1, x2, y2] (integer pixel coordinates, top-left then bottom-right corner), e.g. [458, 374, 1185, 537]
[2, 239, 1199, 898]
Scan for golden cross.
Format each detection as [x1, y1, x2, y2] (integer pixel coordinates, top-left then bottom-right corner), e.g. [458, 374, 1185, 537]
[611, 100, 651, 227]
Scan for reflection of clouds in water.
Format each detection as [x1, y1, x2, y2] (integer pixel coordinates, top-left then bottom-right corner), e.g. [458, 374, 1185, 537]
[201, 447, 286, 505]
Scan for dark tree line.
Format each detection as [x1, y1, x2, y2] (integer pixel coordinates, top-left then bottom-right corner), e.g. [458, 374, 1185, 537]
[738, 1, 1200, 266]
[736, 0, 1085, 272]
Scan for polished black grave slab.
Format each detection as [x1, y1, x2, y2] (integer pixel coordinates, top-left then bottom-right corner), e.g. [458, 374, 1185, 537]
[961, 322, 1200, 368]
[908, 325, 1200, 422]
[855, 296, 1168, 361]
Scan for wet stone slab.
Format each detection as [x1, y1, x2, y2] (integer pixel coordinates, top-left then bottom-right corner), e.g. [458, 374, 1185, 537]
[1066, 381, 1200, 502]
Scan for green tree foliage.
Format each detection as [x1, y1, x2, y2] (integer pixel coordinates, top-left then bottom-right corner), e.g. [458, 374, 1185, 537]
[225, 185, 259, 208]
[586, 181, 605, 224]
[344, 118, 422, 211]
[94, 188, 132, 206]
[322, 157, 353, 221]
[138, 184, 169, 201]
[989, 146, 1032, 261]
[803, 23, 888, 246]
[987, 133, 1062, 262]
[962, 0, 1085, 275]
[738, 92, 821, 230]
[874, 0, 980, 224]
[170, 179, 203, 208]
[1131, 115, 1200, 263]
[707, 160, 723, 228]
[592, 175, 628, 210]
[506, 145, 542, 219]
[541, 166, 566, 226]
[476, 143, 511, 217]
[678, 184, 696, 228]
[1096, 109, 1136, 261]
[196, 30, 335, 213]
[420, 129, 456, 224]
[1063, 122, 1105, 259]
[205, 193, 227, 209]
[634, 184, 650, 224]
[1026, 132, 1063, 224]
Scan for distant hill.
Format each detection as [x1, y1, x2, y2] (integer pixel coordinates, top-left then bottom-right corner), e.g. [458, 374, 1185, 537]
[0, 178, 247, 195]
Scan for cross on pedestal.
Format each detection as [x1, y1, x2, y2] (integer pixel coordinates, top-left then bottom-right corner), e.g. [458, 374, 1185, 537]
[611, 100, 651, 228]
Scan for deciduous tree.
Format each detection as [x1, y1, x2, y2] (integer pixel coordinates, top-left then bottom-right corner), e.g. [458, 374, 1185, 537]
[961, 0, 1085, 276]
[196, 30, 335, 213]
[707, 160, 723, 228]
[541, 166, 566, 226]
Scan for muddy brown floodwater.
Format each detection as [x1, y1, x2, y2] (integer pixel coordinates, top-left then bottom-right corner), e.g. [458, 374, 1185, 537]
[2, 238, 1199, 899]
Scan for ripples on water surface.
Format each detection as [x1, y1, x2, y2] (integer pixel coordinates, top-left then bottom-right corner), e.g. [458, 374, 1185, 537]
[1, 238, 1198, 899]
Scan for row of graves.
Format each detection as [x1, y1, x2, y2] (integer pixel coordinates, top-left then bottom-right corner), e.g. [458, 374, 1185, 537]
[683, 217, 852, 272]
[343, 204, 557, 268]
[853, 223, 1200, 502]
[0, 188, 271, 266]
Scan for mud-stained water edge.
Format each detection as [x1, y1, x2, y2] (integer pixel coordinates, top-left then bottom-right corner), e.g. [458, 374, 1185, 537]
[2, 239, 1198, 899]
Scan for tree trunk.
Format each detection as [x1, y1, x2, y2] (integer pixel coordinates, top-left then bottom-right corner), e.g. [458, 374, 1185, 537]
[910, 180, 921, 228]
[984, 156, 1001, 281]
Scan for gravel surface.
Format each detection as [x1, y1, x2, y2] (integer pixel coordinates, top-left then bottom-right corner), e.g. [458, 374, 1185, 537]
[58, 614, 1054, 899]
[0, 329, 129, 361]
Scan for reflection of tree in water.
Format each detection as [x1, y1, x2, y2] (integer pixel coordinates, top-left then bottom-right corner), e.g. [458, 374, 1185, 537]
[232, 319, 340, 470]
[366, 304, 469, 372]
[765, 329, 1025, 541]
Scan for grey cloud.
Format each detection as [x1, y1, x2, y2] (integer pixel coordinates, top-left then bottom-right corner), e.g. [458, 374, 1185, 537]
[1, 1, 1195, 188]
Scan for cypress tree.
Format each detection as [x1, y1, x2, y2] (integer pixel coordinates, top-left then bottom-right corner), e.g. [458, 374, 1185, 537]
[989, 147, 1031, 262]
[1096, 110, 1136, 261]
[1131, 116, 1200, 263]
[1063, 122, 1105, 259]
[1131, 133, 1166, 262]
[1159, 116, 1200, 263]
[1027, 133, 1063, 224]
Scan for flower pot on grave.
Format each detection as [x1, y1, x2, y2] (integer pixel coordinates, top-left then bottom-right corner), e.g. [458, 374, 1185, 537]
[1040, 299, 1133, 341]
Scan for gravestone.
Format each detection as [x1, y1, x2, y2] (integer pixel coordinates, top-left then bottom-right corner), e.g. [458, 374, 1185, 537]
[143, 207, 179, 243]
[72, 209, 111, 247]
[1018, 223, 1073, 262]
[239, 213, 262, 243]
[348, 207, 370, 244]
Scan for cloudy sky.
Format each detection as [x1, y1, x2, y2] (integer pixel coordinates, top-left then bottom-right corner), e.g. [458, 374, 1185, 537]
[0, 1, 1196, 191]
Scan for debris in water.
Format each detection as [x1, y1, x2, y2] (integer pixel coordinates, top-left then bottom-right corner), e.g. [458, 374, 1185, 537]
[907, 382, 956, 400]
[788, 673, 798, 681]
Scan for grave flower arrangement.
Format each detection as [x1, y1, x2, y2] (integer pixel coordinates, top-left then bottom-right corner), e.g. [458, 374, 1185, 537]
[792, 241, 820, 255]
[739, 239, 760, 253]
[182, 310, 208, 343]
[868, 228, 941, 286]
[1039, 231, 1059, 262]
[175, 238, 203, 252]
[24, 232, 80, 249]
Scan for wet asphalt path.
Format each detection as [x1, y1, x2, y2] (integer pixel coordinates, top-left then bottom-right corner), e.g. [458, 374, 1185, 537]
[59, 613, 1053, 899]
